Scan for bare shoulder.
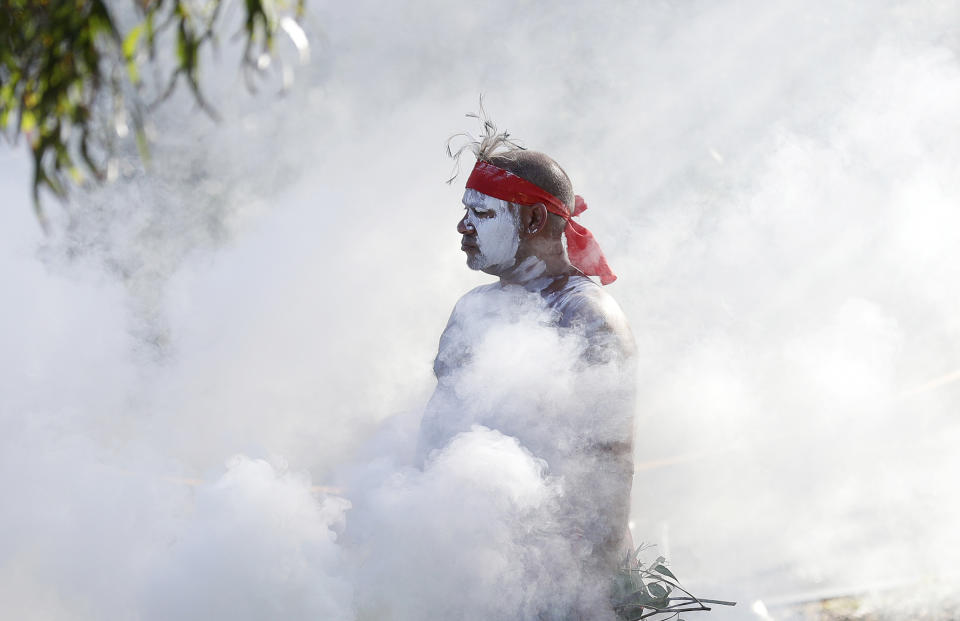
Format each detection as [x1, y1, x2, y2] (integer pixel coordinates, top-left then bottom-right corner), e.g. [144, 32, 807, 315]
[458, 282, 498, 305]
[433, 284, 497, 378]
[553, 277, 636, 362]
[444, 283, 496, 318]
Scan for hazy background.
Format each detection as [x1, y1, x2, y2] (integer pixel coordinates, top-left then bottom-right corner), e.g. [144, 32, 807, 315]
[2, 0, 959, 618]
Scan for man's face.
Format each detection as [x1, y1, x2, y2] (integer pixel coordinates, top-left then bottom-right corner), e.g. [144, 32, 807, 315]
[458, 189, 520, 273]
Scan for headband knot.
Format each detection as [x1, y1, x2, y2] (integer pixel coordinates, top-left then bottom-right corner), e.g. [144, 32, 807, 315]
[573, 195, 587, 217]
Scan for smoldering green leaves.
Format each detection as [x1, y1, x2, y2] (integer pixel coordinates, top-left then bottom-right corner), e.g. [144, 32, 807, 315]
[612, 545, 736, 621]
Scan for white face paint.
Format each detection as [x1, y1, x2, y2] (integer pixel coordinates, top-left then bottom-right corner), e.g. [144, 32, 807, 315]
[461, 189, 520, 272]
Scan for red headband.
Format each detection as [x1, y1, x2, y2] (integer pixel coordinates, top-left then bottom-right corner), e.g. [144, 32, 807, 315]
[465, 160, 617, 285]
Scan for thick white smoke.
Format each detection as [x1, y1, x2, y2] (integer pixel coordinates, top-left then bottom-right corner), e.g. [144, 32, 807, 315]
[348, 427, 582, 621]
[3, 0, 960, 619]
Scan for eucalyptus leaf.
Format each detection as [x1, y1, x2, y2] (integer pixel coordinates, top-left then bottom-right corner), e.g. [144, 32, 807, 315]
[648, 583, 668, 599]
[1, 0, 306, 218]
[122, 23, 143, 59]
[654, 564, 678, 581]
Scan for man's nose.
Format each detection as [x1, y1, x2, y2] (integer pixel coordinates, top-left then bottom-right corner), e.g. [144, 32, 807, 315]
[457, 213, 473, 235]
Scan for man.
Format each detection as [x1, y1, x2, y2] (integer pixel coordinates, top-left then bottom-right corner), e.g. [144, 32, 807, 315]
[416, 136, 636, 616]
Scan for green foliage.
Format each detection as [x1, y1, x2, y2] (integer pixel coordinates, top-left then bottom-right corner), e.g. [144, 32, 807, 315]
[612, 545, 736, 621]
[0, 0, 306, 226]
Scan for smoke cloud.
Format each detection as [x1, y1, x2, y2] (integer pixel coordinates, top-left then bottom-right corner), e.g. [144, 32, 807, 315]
[2, 0, 960, 619]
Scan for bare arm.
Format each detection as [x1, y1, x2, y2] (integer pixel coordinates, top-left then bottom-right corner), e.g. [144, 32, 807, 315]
[414, 292, 476, 467]
[559, 291, 638, 569]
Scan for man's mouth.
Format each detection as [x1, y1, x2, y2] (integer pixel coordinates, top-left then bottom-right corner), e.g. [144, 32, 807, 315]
[461, 238, 478, 252]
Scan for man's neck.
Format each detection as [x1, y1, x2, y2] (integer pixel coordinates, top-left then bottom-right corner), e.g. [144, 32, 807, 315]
[497, 253, 579, 290]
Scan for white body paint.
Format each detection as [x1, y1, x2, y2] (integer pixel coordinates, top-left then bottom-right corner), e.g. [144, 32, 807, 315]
[510, 256, 547, 284]
[462, 189, 519, 271]
[415, 276, 638, 606]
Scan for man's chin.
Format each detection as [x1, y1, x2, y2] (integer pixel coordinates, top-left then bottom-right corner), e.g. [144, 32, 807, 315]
[467, 257, 498, 272]
[465, 253, 485, 271]
[466, 257, 512, 277]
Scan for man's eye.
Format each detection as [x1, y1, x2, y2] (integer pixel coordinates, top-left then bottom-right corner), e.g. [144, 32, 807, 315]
[465, 206, 494, 218]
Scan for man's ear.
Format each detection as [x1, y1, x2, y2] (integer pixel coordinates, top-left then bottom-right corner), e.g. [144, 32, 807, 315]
[520, 203, 548, 238]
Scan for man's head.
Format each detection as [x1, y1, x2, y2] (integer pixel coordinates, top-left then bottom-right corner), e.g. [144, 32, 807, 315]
[458, 150, 574, 277]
